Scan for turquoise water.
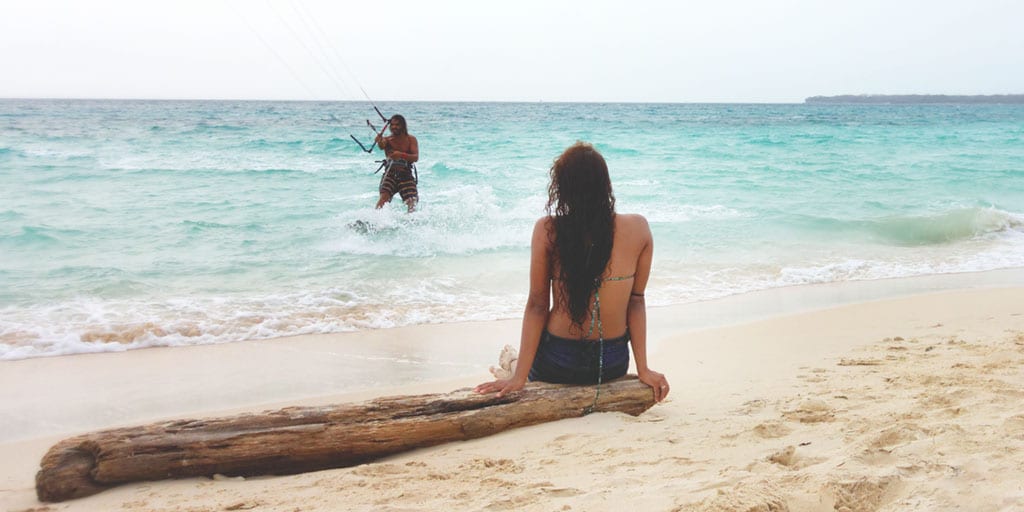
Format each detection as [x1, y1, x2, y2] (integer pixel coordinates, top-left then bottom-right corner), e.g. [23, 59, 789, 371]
[2, 99, 1023, 359]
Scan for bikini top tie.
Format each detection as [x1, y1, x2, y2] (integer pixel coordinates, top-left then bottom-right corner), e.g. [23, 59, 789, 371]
[582, 273, 634, 414]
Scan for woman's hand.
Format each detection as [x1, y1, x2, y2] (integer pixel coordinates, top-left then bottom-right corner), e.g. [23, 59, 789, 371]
[474, 377, 526, 397]
[638, 368, 670, 402]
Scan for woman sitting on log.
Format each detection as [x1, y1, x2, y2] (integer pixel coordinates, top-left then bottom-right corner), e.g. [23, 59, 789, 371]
[475, 142, 670, 402]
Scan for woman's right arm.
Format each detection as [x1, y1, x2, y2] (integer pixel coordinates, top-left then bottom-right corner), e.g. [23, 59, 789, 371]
[475, 217, 551, 396]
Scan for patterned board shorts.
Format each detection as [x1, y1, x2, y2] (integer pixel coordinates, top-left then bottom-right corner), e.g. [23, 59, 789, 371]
[379, 160, 418, 202]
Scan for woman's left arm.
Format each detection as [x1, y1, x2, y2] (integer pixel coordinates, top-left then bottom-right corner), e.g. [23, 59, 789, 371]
[627, 217, 669, 402]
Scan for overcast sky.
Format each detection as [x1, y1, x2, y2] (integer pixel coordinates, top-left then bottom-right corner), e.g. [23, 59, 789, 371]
[2, 0, 1022, 103]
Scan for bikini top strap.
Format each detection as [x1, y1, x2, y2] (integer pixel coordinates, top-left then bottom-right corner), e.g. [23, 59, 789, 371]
[603, 273, 635, 282]
[584, 288, 604, 341]
[584, 272, 634, 338]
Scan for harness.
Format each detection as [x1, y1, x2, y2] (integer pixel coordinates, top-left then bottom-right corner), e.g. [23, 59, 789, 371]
[376, 158, 418, 187]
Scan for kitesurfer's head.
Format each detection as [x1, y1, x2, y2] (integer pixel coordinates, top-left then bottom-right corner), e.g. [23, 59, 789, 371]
[389, 114, 407, 136]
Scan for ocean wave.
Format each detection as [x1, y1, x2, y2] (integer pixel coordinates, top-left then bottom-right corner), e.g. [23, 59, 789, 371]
[25, 170, 109, 182]
[6, 218, 1024, 361]
[791, 207, 1023, 246]
[865, 208, 1022, 245]
[327, 183, 540, 257]
[21, 147, 96, 160]
[0, 209, 25, 222]
[191, 123, 248, 132]
[242, 139, 305, 150]
[7, 243, 1024, 361]
[181, 219, 233, 231]
[324, 137, 352, 149]
[651, 243, 1024, 307]
[241, 167, 310, 175]
[332, 209, 532, 257]
[426, 160, 479, 178]
[0, 225, 84, 247]
[640, 203, 747, 223]
[0, 285, 523, 361]
[45, 264, 135, 281]
[599, 145, 642, 156]
[743, 135, 788, 146]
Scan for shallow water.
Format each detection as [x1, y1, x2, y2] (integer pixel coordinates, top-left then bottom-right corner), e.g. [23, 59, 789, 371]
[2, 99, 1023, 359]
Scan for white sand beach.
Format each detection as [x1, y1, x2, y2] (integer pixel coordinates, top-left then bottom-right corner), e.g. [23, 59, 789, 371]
[2, 283, 1023, 511]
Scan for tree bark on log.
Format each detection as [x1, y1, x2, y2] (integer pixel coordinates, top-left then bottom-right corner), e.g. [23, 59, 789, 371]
[36, 376, 656, 502]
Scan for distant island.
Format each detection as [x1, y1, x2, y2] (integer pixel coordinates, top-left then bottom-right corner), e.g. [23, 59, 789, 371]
[805, 94, 1024, 104]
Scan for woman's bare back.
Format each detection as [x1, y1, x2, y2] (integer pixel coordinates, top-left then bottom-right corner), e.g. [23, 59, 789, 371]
[545, 213, 653, 340]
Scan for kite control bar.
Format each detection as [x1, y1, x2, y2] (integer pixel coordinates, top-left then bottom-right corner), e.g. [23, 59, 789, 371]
[350, 106, 391, 154]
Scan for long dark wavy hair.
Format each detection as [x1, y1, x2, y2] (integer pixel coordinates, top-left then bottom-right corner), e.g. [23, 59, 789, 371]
[389, 114, 407, 136]
[546, 142, 616, 331]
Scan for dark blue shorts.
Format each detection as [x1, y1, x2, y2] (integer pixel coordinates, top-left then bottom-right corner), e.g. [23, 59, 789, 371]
[528, 330, 630, 384]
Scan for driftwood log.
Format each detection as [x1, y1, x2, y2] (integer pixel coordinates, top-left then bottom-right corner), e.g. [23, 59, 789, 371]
[37, 376, 656, 502]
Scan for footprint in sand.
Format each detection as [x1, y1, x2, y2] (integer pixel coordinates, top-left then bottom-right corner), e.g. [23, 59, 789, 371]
[827, 474, 902, 512]
[460, 457, 524, 473]
[753, 420, 793, 439]
[690, 482, 787, 511]
[782, 398, 835, 423]
[855, 448, 899, 466]
[484, 491, 539, 511]
[1002, 414, 1024, 439]
[868, 424, 924, 451]
[768, 445, 798, 466]
[764, 445, 825, 470]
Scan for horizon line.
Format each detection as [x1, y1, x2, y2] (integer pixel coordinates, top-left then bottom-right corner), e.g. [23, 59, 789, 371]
[0, 96, 809, 105]
[4, 93, 1021, 104]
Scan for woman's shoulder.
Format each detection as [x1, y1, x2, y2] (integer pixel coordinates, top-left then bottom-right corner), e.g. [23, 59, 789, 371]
[615, 214, 652, 246]
[532, 216, 555, 239]
[615, 213, 650, 229]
